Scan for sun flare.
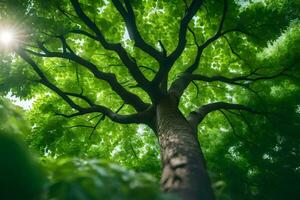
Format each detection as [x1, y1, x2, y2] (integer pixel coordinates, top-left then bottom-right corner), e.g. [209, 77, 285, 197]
[0, 30, 15, 46]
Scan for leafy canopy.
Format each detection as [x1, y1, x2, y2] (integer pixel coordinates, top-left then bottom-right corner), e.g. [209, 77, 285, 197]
[0, 0, 299, 199]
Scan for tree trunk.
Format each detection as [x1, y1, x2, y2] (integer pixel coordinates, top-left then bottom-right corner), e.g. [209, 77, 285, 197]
[156, 96, 215, 200]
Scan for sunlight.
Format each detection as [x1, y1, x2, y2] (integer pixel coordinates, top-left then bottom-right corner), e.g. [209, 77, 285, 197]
[0, 29, 15, 46]
[0, 24, 25, 50]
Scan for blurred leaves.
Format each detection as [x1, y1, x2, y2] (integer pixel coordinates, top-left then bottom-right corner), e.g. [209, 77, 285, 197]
[0, 98, 45, 200]
[0, 99, 169, 200]
[0, 97, 28, 134]
[42, 158, 173, 200]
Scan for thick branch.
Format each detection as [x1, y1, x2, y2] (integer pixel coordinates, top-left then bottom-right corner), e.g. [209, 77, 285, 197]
[111, 0, 164, 61]
[185, 0, 228, 73]
[17, 49, 153, 125]
[168, 28, 249, 98]
[55, 104, 151, 124]
[168, 0, 203, 63]
[169, 65, 288, 99]
[24, 41, 149, 112]
[169, 0, 229, 97]
[187, 101, 259, 129]
[64, 92, 94, 106]
[189, 69, 288, 84]
[70, 0, 154, 97]
[152, 0, 203, 87]
[17, 49, 82, 111]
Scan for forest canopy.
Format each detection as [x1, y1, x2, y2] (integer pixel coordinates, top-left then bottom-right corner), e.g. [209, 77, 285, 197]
[0, 0, 299, 200]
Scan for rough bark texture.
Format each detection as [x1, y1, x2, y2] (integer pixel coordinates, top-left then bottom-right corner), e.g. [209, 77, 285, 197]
[156, 96, 215, 200]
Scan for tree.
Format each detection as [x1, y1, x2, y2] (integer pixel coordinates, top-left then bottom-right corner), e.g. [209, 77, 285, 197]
[0, 0, 299, 199]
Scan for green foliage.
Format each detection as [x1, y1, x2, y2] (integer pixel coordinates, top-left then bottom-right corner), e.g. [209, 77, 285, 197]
[25, 94, 161, 176]
[201, 86, 300, 200]
[197, 22, 300, 200]
[0, 97, 28, 134]
[0, 98, 45, 200]
[0, 99, 169, 200]
[0, 132, 45, 200]
[0, 0, 299, 199]
[42, 158, 173, 200]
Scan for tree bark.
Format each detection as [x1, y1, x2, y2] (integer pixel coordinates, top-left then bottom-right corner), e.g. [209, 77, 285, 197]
[156, 96, 215, 200]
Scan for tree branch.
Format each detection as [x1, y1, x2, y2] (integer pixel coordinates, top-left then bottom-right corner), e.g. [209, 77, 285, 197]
[185, 0, 228, 73]
[189, 68, 289, 84]
[64, 92, 94, 106]
[168, 0, 203, 63]
[223, 36, 242, 59]
[152, 0, 203, 87]
[169, 66, 289, 99]
[23, 39, 149, 112]
[17, 49, 82, 111]
[169, 0, 228, 97]
[111, 0, 164, 61]
[219, 110, 256, 146]
[70, 0, 155, 98]
[187, 101, 260, 129]
[17, 49, 153, 125]
[54, 105, 150, 124]
[89, 114, 105, 139]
